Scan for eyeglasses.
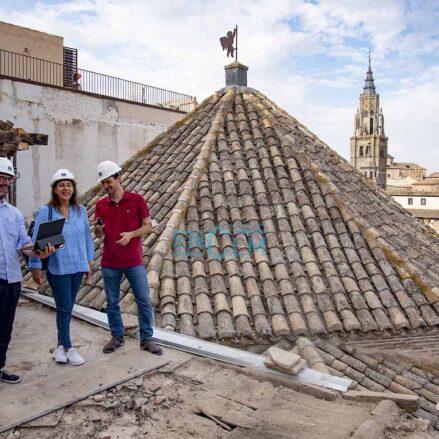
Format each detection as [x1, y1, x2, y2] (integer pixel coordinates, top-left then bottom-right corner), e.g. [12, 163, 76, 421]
[0, 175, 15, 184]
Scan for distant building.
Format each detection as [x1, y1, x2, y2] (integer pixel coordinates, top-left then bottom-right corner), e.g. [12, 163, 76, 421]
[350, 57, 388, 189]
[387, 188, 439, 234]
[386, 155, 426, 182]
[386, 162, 439, 233]
[412, 172, 439, 193]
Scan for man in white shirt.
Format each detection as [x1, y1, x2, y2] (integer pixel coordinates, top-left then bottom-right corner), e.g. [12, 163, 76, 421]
[0, 157, 53, 384]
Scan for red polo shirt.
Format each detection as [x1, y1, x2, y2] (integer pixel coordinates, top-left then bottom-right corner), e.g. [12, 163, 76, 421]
[95, 191, 150, 268]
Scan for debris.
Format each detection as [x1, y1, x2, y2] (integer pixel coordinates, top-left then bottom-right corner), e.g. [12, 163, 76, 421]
[266, 347, 301, 370]
[212, 391, 259, 410]
[210, 358, 338, 401]
[371, 400, 401, 420]
[125, 398, 135, 410]
[264, 356, 307, 375]
[351, 418, 387, 439]
[122, 384, 138, 391]
[134, 398, 148, 408]
[154, 396, 167, 405]
[415, 418, 431, 432]
[196, 406, 232, 431]
[21, 408, 65, 428]
[109, 401, 121, 409]
[343, 390, 420, 412]
[90, 413, 102, 422]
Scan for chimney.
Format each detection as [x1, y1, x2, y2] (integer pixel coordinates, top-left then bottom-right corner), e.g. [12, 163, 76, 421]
[225, 61, 248, 87]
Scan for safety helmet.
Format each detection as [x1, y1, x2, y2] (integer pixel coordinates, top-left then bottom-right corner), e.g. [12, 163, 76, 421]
[0, 157, 15, 177]
[96, 160, 122, 182]
[50, 169, 76, 187]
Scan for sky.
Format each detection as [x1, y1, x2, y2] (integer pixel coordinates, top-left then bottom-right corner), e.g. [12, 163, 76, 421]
[1, 0, 439, 173]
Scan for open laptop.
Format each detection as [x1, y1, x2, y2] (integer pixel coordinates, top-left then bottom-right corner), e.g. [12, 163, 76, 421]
[34, 218, 65, 250]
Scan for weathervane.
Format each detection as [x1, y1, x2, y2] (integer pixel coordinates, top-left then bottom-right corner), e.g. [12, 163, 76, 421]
[220, 25, 238, 62]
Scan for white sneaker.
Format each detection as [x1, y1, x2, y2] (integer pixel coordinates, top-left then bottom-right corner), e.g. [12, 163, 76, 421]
[66, 348, 86, 366]
[53, 345, 67, 364]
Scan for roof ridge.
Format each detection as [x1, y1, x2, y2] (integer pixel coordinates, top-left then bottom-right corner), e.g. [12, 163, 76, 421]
[147, 88, 236, 305]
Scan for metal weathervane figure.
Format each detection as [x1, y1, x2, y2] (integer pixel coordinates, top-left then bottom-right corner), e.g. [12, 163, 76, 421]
[220, 25, 238, 62]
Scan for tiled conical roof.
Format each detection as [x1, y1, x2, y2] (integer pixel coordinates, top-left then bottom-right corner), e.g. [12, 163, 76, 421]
[36, 86, 439, 343]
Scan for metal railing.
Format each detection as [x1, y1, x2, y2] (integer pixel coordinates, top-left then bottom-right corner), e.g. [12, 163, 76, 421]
[0, 49, 195, 112]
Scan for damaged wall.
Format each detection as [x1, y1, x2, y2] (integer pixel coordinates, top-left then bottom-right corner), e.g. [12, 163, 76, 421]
[0, 78, 185, 219]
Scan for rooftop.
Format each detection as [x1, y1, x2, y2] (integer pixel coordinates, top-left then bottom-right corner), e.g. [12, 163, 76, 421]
[26, 81, 439, 343]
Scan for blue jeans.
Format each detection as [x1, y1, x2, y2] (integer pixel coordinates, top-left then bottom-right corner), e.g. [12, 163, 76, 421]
[102, 265, 154, 341]
[46, 271, 83, 349]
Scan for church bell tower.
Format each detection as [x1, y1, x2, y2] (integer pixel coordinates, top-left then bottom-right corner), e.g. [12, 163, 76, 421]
[350, 55, 388, 189]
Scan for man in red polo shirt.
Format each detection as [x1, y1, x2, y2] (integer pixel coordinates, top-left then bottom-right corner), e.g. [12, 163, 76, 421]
[94, 160, 162, 355]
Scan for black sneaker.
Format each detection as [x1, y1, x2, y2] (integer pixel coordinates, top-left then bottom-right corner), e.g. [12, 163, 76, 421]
[140, 339, 163, 356]
[0, 368, 21, 384]
[103, 336, 124, 354]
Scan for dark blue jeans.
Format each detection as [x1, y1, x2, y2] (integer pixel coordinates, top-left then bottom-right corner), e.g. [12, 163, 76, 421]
[102, 265, 154, 341]
[0, 279, 21, 369]
[46, 271, 83, 349]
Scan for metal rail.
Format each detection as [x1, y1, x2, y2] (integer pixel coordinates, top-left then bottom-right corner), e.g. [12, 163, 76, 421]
[0, 49, 194, 112]
[21, 290, 352, 392]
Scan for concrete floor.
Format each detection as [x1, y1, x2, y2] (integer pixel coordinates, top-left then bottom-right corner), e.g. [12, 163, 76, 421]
[1, 299, 437, 439]
[0, 299, 171, 433]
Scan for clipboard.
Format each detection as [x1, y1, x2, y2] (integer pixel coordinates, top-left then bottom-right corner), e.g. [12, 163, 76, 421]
[34, 218, 65, 250]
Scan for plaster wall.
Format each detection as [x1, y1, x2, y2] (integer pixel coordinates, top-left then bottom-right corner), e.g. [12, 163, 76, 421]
[392, 195, 439, 209]
[0, 78, 185, 219]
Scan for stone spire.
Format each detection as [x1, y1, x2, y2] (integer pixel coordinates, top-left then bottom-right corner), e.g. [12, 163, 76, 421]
[363, 51, 376, 96]
[350, 52, 388, 189]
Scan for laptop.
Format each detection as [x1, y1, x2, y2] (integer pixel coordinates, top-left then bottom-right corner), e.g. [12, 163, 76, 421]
[34, 218, 65, 250]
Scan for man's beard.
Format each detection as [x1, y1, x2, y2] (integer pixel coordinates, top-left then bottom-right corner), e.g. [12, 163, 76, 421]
[0, 188, 8, 201]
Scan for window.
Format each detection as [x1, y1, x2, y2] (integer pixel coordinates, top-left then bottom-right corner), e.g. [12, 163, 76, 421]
[359, 146, 364, 156]
[369, 171, 373, 178]
[421, 198, 426, 206]
[370, 118, 374, 134]
[408, 198, 413, 205]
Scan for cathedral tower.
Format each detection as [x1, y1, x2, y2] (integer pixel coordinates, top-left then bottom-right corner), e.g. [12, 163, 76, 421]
[350, 55, 388, 189]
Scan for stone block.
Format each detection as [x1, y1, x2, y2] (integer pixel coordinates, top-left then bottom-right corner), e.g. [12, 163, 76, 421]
[264, 356, 306, 376]
[343, 390, 420, 412]
[267, 346, 301, 370]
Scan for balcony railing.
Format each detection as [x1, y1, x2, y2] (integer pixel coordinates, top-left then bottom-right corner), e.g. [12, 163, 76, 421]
[0, 49, 195, 112]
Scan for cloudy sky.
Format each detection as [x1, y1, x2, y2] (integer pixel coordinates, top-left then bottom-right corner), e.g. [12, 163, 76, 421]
[1, 0, 439, 173]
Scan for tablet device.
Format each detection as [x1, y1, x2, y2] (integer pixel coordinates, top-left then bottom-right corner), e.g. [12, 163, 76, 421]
[34, 218, 65, 250]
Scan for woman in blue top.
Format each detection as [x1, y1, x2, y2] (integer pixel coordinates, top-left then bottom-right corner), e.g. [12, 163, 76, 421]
[30, 169, 94, 366]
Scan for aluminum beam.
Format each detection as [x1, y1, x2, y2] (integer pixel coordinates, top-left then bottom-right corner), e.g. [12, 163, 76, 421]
[22, 290, 352, 392]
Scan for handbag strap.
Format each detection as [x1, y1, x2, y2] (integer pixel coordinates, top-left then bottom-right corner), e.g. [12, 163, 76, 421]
[48, 204, 53, 221]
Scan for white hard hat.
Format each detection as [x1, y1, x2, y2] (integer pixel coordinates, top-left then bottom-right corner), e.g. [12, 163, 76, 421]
[0, 157, 15, 177]
[51, 169, 76, 186]
[97, 160, 122, 182]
